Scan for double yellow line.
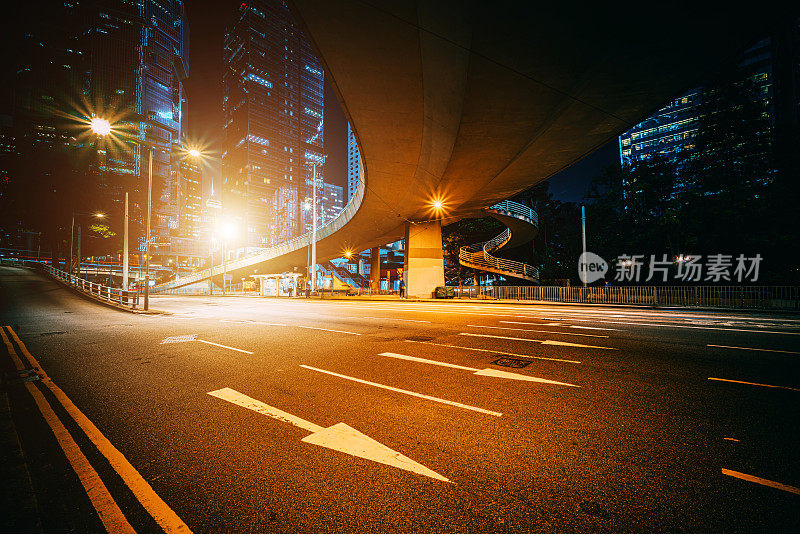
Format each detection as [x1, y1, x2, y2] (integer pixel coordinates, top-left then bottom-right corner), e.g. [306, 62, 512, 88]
[1, 326, 192, 533]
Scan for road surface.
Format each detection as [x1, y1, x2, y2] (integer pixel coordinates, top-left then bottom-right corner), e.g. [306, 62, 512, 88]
[1, 266, 799, 532]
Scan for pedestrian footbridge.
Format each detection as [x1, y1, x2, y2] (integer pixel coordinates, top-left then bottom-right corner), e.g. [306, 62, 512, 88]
[459, 201, 539, 283]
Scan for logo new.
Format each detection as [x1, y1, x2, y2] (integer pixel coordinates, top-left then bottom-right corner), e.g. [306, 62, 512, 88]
[578, 252, 608, 284]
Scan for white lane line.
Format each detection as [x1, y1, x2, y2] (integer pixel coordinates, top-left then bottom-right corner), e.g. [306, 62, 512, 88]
[708, 377, 800, 392]
[299, 365, 502, 417]
[294, 325, 361, 335]
[460, 332, 541, 342]
[505, 320, 622, 331]
[707, 344, 800, 355]
[721, 468, 800, 495]
[570, 325, 622, 331]
[379, 352, 477, 371]
[379, 352, 578, 386]
[403, 340, 581, 364]
[208, 388, 449, 482]
[239, 321, 360, 335]
[197, 339, 254, 354]
[472, 368, 579, 386]
[467, 325, 608, 338]
[531, 317, 800, 335]
[363, 317, 431, 323]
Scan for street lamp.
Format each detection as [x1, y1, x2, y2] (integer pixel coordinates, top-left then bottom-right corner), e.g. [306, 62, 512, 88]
[90, 117, 112, 136]
[69, 211, 106, 277]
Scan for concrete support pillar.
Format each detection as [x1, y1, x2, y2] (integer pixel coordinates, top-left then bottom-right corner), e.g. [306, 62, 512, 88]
[403, 220, 444, 299]
[370, 246, 380, 290]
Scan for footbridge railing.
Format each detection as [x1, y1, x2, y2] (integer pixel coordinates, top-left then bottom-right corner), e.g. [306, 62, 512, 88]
[459, 200, 539, 282]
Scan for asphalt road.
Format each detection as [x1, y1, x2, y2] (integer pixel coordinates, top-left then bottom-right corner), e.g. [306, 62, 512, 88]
[1, 265, 799, 533]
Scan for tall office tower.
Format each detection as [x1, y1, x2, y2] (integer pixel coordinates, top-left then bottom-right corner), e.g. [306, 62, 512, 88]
[619, 37, 778, 170]
[178, 158, 203, 240]
[84, 0, 189, 255]
[320, 182, 343, 225]
[222, 0, 325, 251]
[346, 122, 360, 202]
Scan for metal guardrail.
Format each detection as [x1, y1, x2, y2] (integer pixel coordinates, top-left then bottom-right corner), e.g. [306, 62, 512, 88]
[153, 166, 367, 292]
[21, 261, 140, 309]
[459, 201, 540, 282]
[453, 285, 800, 310]
[487, 200, 539, 227]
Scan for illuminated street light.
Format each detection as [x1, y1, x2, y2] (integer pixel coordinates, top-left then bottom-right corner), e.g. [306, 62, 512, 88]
[344, 250, 353, 259]
[94, 212, 106, 219]
[188, 148, 201, 158]
[89, 117, 112, 136]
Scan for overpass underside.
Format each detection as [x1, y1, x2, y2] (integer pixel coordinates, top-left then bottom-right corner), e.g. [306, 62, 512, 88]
[157, 2, 789, 297]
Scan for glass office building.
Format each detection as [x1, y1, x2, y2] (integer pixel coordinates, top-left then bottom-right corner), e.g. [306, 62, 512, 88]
[222, 0, 326, 250]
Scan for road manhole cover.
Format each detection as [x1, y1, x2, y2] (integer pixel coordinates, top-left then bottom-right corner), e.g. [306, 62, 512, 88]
[491, 357, 531, 369]
[160, 334, 198, 344]
[406, 336, 434, 342]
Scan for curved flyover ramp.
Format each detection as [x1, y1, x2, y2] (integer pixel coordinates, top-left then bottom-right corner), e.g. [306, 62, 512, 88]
[460, 201, 539, 283]
[155, 2, 788, 295]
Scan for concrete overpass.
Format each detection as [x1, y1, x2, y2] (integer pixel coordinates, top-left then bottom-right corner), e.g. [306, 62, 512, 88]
[156, 1, 787, 297]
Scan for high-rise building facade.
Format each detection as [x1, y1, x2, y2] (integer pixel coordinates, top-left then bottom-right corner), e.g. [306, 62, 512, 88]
[0, 0, 191, 260]
[222, 0, 325, 250]
[619, 37, 776, 170]
[346, 122, 360, 202]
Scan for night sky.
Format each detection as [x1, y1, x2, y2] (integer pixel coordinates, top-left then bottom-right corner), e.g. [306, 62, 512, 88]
[183, 0, 607, 202]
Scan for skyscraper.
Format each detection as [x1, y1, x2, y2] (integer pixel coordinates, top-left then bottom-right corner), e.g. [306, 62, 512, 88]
[0, 0, 190, 261]
[222, 0, 325, 251]
[346, 122, 360, 202]
[618, 37, 777, 170]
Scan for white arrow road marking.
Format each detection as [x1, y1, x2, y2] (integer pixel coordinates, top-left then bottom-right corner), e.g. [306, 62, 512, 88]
[459, 333, 616, 350]
[208, 388, 449, 482]
[208, 388, 322, 432]
[300, 365, 502, 417]
[301, 423, 450, 482]
[379, 352, 579, 387]
[467, 325, 608, 338]
[541, 340, 618, 350]
[379, 352, 477, 371]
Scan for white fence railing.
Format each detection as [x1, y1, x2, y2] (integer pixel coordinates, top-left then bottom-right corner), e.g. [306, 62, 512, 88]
[23, 261, 140, 309]
[453, 285, 800, 310]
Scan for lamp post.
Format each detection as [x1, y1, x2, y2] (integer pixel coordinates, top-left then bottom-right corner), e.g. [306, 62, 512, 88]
[69, 211, 105, 277]
[304, 157, 325, 292]
[144, 148, 153, 310]
[88, 116, 130, 290]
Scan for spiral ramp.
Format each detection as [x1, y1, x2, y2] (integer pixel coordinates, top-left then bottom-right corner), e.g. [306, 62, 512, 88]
[458, 201, 539, 283]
